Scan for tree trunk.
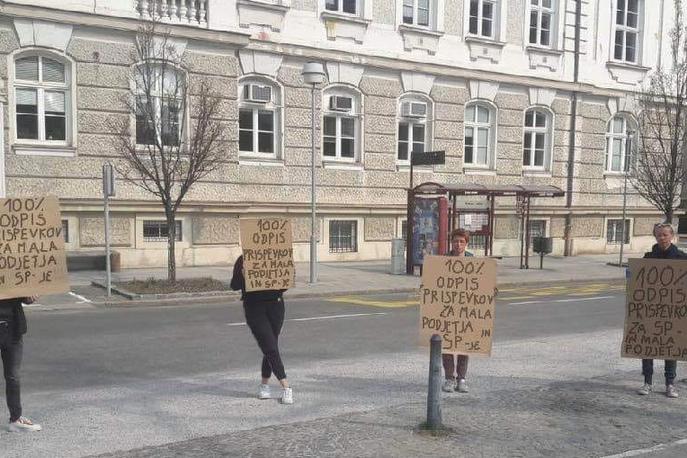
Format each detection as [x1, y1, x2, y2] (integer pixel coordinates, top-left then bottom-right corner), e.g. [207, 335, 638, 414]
[166, 211, 177, 282]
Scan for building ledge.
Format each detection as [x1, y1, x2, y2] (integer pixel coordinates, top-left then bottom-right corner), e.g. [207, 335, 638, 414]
[321, 11, 371, 44]
[526, 45, 563, 72]
[606, 61, 651, 85]
[465, 36, 506, 63]
[13, 144, 76, 157]
[398, 24, 444, 55]
[238, 0, 289, 32]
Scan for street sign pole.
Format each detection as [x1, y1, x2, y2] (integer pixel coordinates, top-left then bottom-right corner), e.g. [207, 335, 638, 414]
[102, 164, 115, 297]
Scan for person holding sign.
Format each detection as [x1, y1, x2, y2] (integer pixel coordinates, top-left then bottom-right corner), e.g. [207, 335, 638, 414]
[1, 296, 42, 432]
[231, 255, 293, 404]
[441, 229, 474, 394]
[636, 223, 686, 398]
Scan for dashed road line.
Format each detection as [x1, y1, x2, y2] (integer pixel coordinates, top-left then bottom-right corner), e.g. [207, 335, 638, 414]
[600, 438, 687, 457]
[508, 295, 616, 305]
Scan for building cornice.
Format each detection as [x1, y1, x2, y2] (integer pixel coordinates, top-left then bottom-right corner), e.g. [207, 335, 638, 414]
[0, 1, 251, 47]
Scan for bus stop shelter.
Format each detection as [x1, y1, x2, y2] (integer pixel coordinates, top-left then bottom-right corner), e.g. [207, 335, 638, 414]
[406, 182, 565, 274]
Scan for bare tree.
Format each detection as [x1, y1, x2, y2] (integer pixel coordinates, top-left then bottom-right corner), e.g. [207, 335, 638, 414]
[111, 21, 225, 281]
[631, 0, 687, 223]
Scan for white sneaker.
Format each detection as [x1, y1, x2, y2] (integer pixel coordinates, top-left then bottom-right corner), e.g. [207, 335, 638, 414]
[258, 384, 271, 400]
[8, 417, 42, 432]
[441, 379, 455, 393]
[637, 383, 652, 395]
[280, 387, 293, 405]
[456, 379, 469, 393]
[666, 384, 679, 398]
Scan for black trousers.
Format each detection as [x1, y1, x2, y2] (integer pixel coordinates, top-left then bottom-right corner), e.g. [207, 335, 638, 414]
[0, 322, 22, 422]
[243, 298, 287, 380]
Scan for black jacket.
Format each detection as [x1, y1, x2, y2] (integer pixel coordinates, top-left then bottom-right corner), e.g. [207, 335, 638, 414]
[643, 243, 687, 260]
[0, 297, 29, 338]
[230, 255, 286, 304]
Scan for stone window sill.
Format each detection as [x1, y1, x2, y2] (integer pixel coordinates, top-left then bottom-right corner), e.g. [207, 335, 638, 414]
[526, 45, 563, 72]
[321, 11, 370, 25]
[321, 11, 371, 44]
[398, 24, 444, 55]
[13, 144, 76, 157]
[606, 61, 651, 85]
[398, 24, 444, 37]
[522, 168, 550, 176]
[397, 164, 433, 172]
[239, 156, 284, 167]
[464, 167, 496, 176]
[465, 36, 506, 63]
[323, 160, 363, 170]
[525, 45, 563, 56]
[238, 0, 289, 32]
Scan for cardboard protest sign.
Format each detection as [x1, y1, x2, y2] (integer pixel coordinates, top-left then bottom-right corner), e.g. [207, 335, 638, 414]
[621, 258, 687, 361]
[420, 255, 497, 356]
[0, 196, 69, 299]
[239, 218, 295, 292]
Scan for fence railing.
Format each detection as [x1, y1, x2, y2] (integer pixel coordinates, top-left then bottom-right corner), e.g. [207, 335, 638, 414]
[136, 0, 208, 27]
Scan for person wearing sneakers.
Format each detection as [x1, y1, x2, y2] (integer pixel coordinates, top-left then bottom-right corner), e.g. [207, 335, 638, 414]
[442, 228, 474, 394]
[0, 296, 42, 432]
[637, 223, 687, 399]
[230, 255, 293, 404]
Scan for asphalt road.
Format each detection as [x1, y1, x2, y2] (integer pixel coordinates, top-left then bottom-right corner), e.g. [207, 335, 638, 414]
[9, 280, 679, 458]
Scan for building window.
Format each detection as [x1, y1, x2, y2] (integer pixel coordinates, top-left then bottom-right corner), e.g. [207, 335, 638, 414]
[403, 0, 431, 27]
[528, 219, 547, 244]
[605, 116, 634, 173]
[464, 102, 495, 168]
[468, 0, 497, 38]
[329, 220, 358, 253]
[135, 64, 185, 147]
[61, 219, 69, 244]
[143, 220, 182, 242]
[607, 219, 630, 244]
[529, 0, 554, 46]
[614, 0, 641, 63]
[325, 0, 358, 15]
[323, 88, 361, 162]
[239, 79, 281, 159]
[522, 108, 551, 169]
[14, 54, 70, 143]
[397, 96, 431, 164]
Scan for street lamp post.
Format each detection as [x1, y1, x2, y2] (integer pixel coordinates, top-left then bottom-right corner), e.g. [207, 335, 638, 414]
[301, 62, 325, 283]
[619, 129, 632, 268]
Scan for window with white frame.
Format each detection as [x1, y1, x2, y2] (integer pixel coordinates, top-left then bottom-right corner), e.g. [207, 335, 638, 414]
[135, 64, 185, 147]
[403, 0, 431, 27]
[397, 96, 431, 164]
[529, 0, 554, 47]
[61, 219, 69, 244]
[464, 102, 495, 168]
[323, 88, 361, 162]
[468, 0, 497, 38]
[614, 0, 641, 63]
[522, 108, 552, 169]
[607, 218, 630, 244]
[329, 220, 358, 253]
[325, 0, 358, 15]
[14, 54, 71, 143]
[143, 220, 182, 242]
[239, 78, 281, 158]
[605, 115, 635, 173]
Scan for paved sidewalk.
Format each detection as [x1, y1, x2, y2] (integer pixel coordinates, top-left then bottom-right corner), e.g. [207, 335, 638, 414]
[67, 254, 627, 306]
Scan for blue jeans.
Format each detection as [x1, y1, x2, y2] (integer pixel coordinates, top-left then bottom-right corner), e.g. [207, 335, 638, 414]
[0, 322, 22, 422]
[642, 358, 676, 385]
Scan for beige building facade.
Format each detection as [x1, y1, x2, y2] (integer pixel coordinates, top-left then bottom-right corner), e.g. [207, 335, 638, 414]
[0, 0, 676, 268]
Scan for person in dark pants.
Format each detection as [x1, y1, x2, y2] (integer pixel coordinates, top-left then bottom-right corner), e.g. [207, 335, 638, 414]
[0, 296, 41, 432]
[230, 255, 292, 404]
[442, 228, 474, 394]
[637, 223, 686, 398]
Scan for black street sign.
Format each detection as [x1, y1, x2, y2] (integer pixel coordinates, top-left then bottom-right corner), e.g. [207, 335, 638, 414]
[411, 150, 445, 166]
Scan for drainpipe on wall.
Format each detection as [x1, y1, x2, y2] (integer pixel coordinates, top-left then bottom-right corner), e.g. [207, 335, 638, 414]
[564, 0, 582, 256]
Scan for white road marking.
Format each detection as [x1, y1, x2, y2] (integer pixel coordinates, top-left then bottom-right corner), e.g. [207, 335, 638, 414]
[22, 303, 41, 308]
[226, 312, 387, 327]
[68, 291, 92, 303]
[601, 438, 687, 457]
[508, 295, 616, 305]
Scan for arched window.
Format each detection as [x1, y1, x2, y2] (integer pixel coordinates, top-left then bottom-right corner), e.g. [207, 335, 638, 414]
[397, 94, 432, 164]
[14, 53, 71, 144]
[135, 63, 186, 147]
[605, 115, 635, 172]
[238, 77, 282, 159]
[322, 86, 362, 162]
[464, 101, 496, 168]
[522, 107, 552, 170]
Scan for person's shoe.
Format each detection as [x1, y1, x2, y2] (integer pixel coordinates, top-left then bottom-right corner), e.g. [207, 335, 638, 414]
[637, 383, 652, 395]
[280, 387, 293, 405]
[441, 379, 456, 393]
[258, 384, 271, 400]
[8, 417, 42, 432]
[666, 384, 679, 398]
[456, 379, 469, 393]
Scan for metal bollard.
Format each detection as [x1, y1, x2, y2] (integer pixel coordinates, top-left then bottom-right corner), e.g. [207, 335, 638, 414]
[426, 334, 443, 429]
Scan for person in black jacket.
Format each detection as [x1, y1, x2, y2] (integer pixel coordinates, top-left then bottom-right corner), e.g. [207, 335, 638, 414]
[230, 255, 292, 404]
[0, 295, 42, 432]
[637, 223, 686, 398]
